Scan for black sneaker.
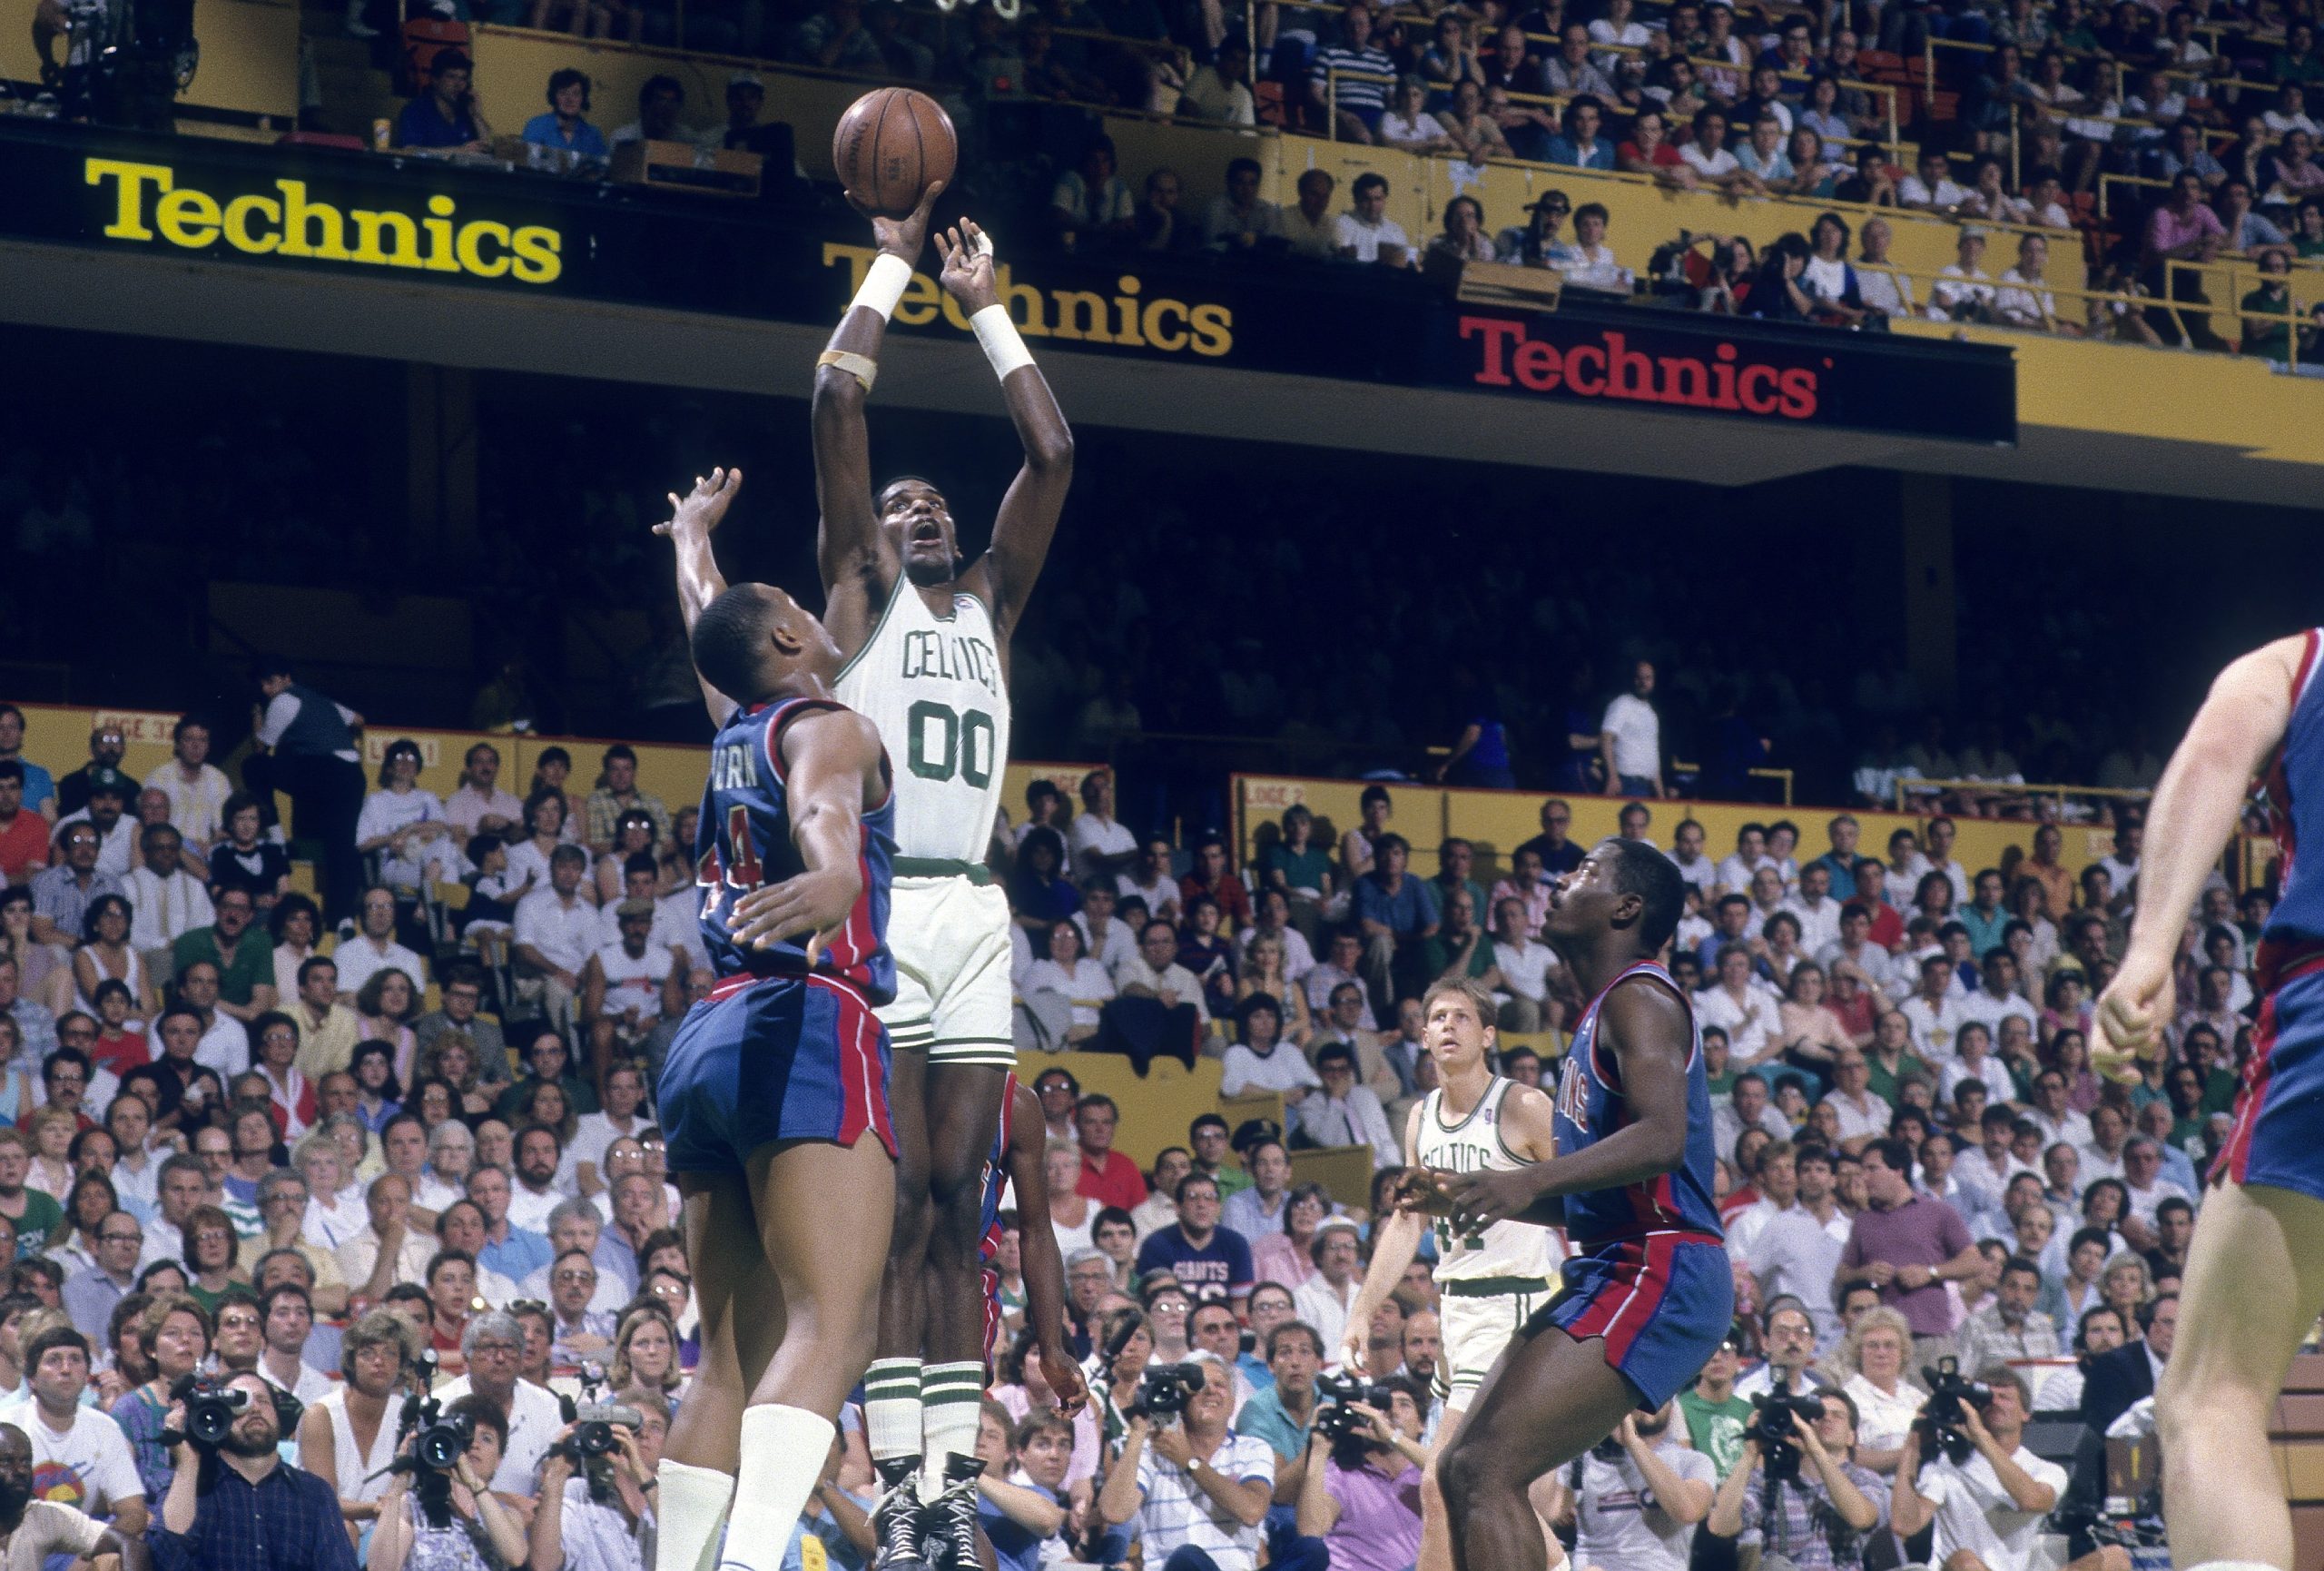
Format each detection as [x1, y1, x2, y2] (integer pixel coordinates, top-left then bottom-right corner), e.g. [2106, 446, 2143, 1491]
[928, 1453, 984, 1571]
[871, 1458, 932, 1571]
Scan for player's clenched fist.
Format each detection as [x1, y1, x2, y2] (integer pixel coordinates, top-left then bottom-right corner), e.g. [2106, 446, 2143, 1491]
[2095, 953, 2174, 1082]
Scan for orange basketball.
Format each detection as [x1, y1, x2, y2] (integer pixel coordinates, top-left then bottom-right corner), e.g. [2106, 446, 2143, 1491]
[832, 87, 958, 219]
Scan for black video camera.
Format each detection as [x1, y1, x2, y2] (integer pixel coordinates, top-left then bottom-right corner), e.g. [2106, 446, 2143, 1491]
[160, 1375, 248, 1449]
[1315, 1371, 1400, 1445]
[1131, 1362, 1206, 1421]
[1747, 1388, 1824, 1482]
[1914, 1358, 1993, 1466]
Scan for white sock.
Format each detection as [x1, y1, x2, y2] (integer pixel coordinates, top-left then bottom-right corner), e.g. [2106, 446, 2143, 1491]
[921, 1361, 986, 1497]
[2184, 1563, 2289, 1571]
[863, 1357, 923, 1466]
[719, 1405, 837, 1571]
[654, 1460, 734, 1571]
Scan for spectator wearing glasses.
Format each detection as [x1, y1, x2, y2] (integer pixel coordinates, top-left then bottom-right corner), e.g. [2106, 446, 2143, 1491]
[1705, 1387, 1887, 1570]
[151, 1368, 352, 1571]
[62, 1210, 143, 1342]
[438, 1309, 564, 1494]
[29, 821, 123, 951]
[546, 1249, 615, 1368]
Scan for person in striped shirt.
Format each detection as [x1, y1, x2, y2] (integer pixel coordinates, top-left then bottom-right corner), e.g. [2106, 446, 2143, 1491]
[1309, 2, 1397, 142]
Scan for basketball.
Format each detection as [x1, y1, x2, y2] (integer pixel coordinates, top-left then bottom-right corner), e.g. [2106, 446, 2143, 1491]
[832, 87, 957, 218]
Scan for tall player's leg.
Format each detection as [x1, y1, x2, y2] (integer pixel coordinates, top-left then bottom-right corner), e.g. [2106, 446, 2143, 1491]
[715, 1131, 899, 1571]
[919, 882, 1020, 1500]
[1436, 1324, 1638, 1571]
[869, 926, 939, 1507]
[2155, 1178, 2324, 1570]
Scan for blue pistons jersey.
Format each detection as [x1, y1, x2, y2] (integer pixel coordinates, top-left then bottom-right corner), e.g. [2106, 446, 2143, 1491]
[1553, 961, 1724, 1246]
[694, 697, 897, 1003]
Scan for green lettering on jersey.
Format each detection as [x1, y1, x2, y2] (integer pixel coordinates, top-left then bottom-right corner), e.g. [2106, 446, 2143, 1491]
[906, 699, 996, 788]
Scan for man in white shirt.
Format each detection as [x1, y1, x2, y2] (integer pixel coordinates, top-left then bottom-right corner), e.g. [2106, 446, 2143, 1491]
[1820, 1051, 1893, 1146]
[1066, 769, 1138, 886]
[2096, 820, 2141, 904]
[1668, 818, 1718, 895]
[2119, 1139, 2191, 1232]
[331, 885, 428, 1002]
[1900, 954, 1968, 1063]
[1715, 825, 1775, 900]
[1897, 817, 1971, 906]
[2024, 1071, 2093, 1151]
[1290, 1220, 1364, 1353]
[1724, 1139, 1797, 1264]
[1600, 661, 1665, 797]
[1712, 1072, 1791, 1168]
[0, 1326, 145, 1536]
[1959, 951, 2037, 1037]
[442, 742, 525, 841]
[1292, 1043, 1399, 1170]
[51, 776, 136, 880]
[436, 1310, 566, 1494]
[1116, 920, 1211, 1023]
[506, 1124, 567, 1237]
[513, 845, 598, 1041]
[582, 901, 675, 1076]
[1234, 888, 1314, 985]
[1952, 1106, 2034, 1205]
[255, 1282, 336, 1405]
[1694, 947, 1784, 1066]
[124, 823, 212, 958]
[1488, 896, 1554, 1032]
[1889, 1367, 2067, 1571]
[1749, 1145, 1855, 1349]
[569, 1063, 652, 1192]
[1302, 934, 1373, 1028]
[2076, 1103, 2132, 1186]
[1818, 905, 1898, 996]
[1899, 148, 1973, 212]
[1334, 173, 1415, 267]
[1780, 863, 1844, 955]
[143, 716, 233, 861]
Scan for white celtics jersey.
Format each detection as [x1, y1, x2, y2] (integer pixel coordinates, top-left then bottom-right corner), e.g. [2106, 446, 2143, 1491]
[1415, 1077, 1563, 1283]
[834, 576, 1010, 865]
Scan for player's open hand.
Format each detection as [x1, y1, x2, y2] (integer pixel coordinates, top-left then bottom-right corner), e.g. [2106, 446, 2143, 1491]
[655, 468, 741, 543]
[854, 179, 947, 262]
[935, 220, 1001, 314]
[729, 865, 863, 955]
[1436, 1162, 1547, 1233]
[2095, 953, 2173, 1082]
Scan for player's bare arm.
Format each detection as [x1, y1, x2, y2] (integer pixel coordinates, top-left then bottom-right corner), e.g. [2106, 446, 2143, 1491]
[1001, 1079, 1089, 1416]
[1441, 981, 1693, 1232]
[727, 707, 885, 952]
[1341, 1100, 1431, 1365]
[656, 467, 742, 726]
[812, 183, 945, 648]
[932, 220, 1073, 648]
[2099, 633, 2304, 1073]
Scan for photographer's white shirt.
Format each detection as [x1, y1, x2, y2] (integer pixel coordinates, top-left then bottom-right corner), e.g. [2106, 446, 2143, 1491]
[1914, 1443, 2068, 1571]
[1136, 1428, 1275, 1571]
[1571, 1437, 1717, 1571]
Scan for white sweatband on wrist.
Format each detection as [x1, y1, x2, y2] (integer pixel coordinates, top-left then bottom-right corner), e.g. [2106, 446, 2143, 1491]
[852, 252, 912, 321]
[970, 303, 1034, 379]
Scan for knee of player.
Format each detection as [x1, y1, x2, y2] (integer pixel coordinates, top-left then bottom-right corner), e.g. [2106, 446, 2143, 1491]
[1435, 1436, 1509, 1507]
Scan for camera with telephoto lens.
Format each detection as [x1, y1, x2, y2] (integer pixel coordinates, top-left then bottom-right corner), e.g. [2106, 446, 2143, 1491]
[160, 1375, 248, 1449]
[1314, 1372, 1400, 1444]
[1131, 1362, 1206, 1421]
[1746, 1388, 1824, 1482]
[1914, 1358, 1994, 1466]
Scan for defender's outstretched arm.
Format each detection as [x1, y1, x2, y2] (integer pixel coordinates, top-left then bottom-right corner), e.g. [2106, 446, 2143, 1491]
[657, 468, 742, 727]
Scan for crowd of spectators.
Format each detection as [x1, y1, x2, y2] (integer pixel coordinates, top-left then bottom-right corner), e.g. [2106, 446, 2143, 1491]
[0, 669, 2262, 1566]
[356, 0, 2324, 363]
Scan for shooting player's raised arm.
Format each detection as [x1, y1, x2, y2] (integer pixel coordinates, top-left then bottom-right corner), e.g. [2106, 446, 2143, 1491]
[655, 469, 742, 728]
[814, 185, 945, 618]
[933, 219, 1073, 640]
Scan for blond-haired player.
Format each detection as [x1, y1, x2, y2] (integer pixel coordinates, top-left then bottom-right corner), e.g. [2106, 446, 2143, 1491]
[1341, 975, 1565, 1571]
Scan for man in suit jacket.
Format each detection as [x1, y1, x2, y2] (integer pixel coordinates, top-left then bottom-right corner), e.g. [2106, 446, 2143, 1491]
[2080, 1293, 2177, 1434]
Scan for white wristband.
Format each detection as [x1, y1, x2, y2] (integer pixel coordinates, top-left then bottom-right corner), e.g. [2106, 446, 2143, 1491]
[852, 252, 912, 322]
[970, 302, 1035, 379]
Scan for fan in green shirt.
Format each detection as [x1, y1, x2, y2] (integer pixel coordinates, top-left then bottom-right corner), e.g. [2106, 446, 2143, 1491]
[1418, 889, 1498, 983]
[1676, 1338, 1755, 1481]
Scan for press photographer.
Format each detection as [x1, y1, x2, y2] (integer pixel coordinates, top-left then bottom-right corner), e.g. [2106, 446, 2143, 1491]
[1540, 1401, 1715, 1571]
[528, 1384, 667, 1571]
[1097, 1351, 1277, 1571]
[151, 1370, 356, 1571]
[1295, 1374, 1428, 1571]
[1889, 1365, 2082, 1571]
[368, 1394, 529, 1571]
[1704, 1388, 1886, 1571]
